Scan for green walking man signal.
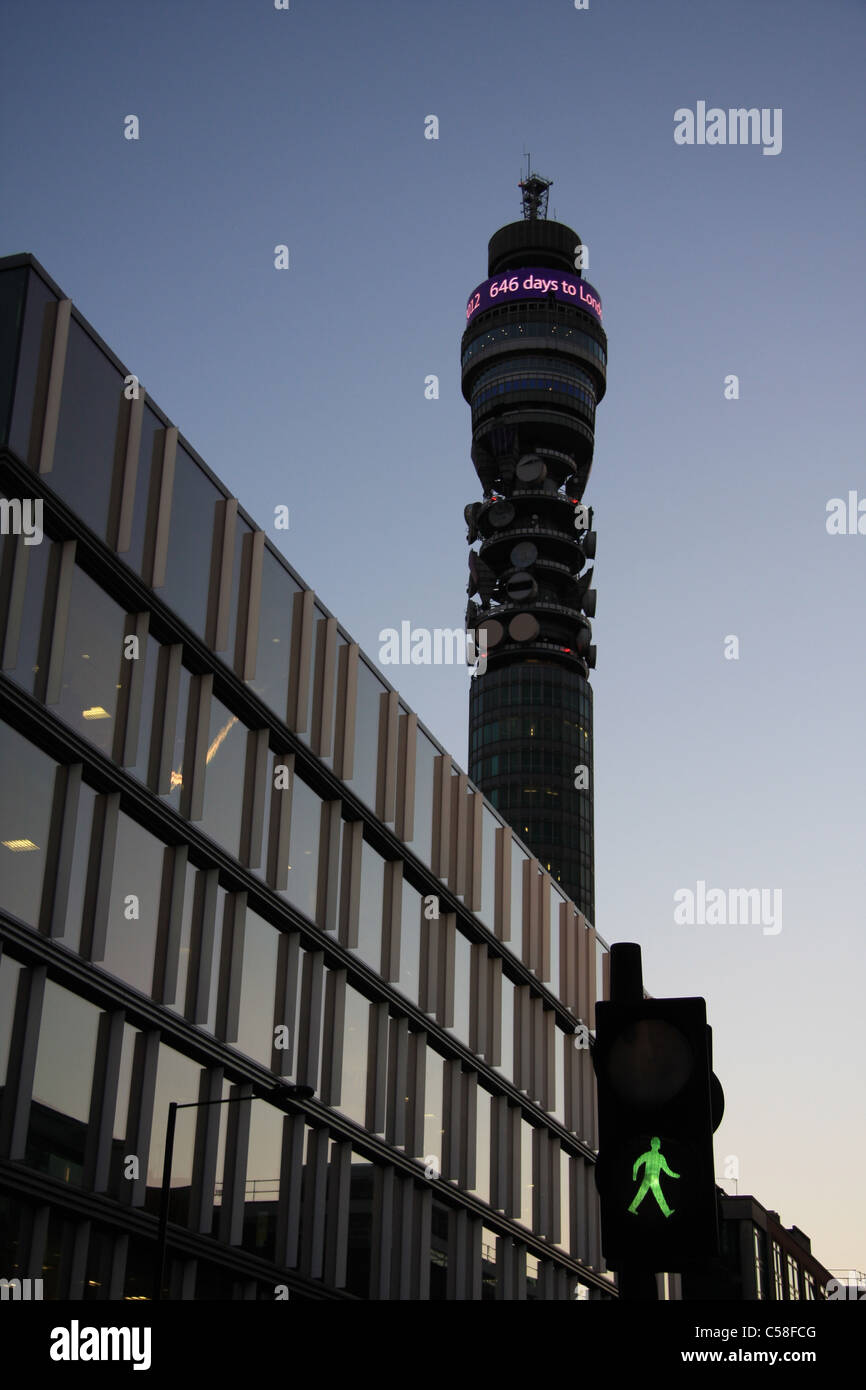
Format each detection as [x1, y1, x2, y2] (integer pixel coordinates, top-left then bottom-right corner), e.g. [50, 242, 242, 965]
[628, 1137, 679, 1218]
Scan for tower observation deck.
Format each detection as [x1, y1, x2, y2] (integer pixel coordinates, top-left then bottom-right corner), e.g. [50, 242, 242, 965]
[463, 172, 607, 921]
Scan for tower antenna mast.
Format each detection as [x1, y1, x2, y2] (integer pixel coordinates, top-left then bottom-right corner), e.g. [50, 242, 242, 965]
[518, 153, 553, 220]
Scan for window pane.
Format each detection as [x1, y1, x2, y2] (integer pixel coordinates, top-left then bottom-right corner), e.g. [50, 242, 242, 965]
[159, 663, 191, 814]
[279, 775, 321, 921]
[337, 985, 370, 1127]
[9, 271, 56, 461]
[0, 722, 56, 928]
[242, 1100, 284, 1260]
[0, 955, 23, 1087]
[158, 444, 221, 638]
[164, 858, 197, 1018]
[317, 624, 348, 773]
[199, 694, 246, 857]
[235, 908, 279, 1066]
[517, 1119, 533, 1228]
[345, 659, 385, 811]
[247, 547, 298, 716]
[51, 319, 124, 540]
[108, 1021, 140, 1198]
[471, 1085, 491, 1205]
[101, 811, 165, 996]
[0, 725, 56, 927]
[223, 515, 252, 663]
[145, 1045, 204, 1223]
[122, 403, 163, 578]
[53, 565, 126, 755]
[3, 527, 50, 696]
[353, 838, 384, 973]
[60, 779, 97, 953]
[398, 878, 422, 1003]
[421, 1047, 444, 1165]
[557, 1150, 572, 1252]
[28, 981, 101, 1187]
[410, 729, 437, 868]
[124, 629, 160, 783]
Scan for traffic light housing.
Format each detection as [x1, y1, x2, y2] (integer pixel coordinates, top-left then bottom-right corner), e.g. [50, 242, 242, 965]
[593, 994, 720, 1271]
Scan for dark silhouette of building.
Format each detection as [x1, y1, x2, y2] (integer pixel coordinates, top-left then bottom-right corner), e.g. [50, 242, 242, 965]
[463, 172, 607, 921]
[681, 1191, 832, 1300]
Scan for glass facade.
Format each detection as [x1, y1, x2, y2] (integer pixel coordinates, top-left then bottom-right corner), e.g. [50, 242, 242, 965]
[0, 256, 610, 1301]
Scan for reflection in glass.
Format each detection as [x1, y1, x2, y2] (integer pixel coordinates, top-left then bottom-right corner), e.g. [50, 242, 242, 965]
[9, 271, 56, 461]
[338, 985, 370, 1127]
[353, 838, 384, 973]
[0, 955, 22, 1086]
[319, 631, 348, 773]
[4, 532, 50, 696]
[398, 878, 421, 1003]
[123, 403, 163, 577]
[145, 1045, 203, 1224]
[242, 1100, 283, 1260]
[248, 548, 298, 716]
[198, 693, 245, 856]
[0, 724, 55, 928]
[28, 981, 101, 1186]
[125, 631, 160, 784]
[223, 516, 253, 664]
[481, 1225, 498, 1299]
[279, 775, 321, 921]
[345, 1150, 376, 1297]
[159, 663, 191, 814]
[471, 1086, 491, 1205]
[51, 319, 123, 540]
[108, 1021, 140, 1198]
[235, 909, 279, 1066]
[102, 811, 164, 996]
[159, 444, 221, 639]
[517, 1119, 533, 1228]
[53, 565, 126, 754]
[557, 1149, 571, 1253]
[61, 780, 97, 953]
[345, 659, 385, 812]
[411, 729, 437, 868]
[421, 1047, 444, 1164]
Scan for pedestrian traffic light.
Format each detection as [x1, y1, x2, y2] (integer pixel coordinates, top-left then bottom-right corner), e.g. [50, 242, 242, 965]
[593, 993, 720, 1271]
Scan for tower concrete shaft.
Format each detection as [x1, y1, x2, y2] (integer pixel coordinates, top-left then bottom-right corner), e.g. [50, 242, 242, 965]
[462, 186, 607, 921]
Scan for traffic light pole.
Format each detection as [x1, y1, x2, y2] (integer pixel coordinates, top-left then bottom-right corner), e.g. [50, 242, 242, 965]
[608, 944, 658, 1302]
[594, 942, 724, 1301]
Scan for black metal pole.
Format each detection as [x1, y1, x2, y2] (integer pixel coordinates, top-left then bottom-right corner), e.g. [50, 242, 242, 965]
[608, 944, 658, 1301]
[153, 1101, 178, 1302]
[149, 1083, 314, 1300]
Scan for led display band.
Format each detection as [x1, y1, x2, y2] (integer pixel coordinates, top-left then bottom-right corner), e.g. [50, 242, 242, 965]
[465, 269, 603, 326]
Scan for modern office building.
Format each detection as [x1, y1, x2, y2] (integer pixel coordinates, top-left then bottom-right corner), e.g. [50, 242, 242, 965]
[463, 173, 606, 922]
[681, 1192, 832, 1301]
[0, 252, 616, 1300]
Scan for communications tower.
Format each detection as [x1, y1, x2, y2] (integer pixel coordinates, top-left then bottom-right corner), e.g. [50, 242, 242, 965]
[463, 169, 607, 921]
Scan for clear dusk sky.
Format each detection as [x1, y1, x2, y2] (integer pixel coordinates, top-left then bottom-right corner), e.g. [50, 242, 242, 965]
[2, 0, 864, 1273]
